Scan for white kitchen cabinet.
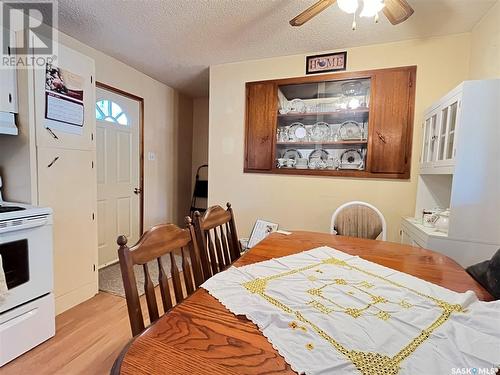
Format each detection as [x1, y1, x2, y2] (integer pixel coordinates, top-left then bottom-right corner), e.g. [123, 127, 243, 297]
[0, 27, 18, 114]
[404, 79, 500, 267]
[0, 36, 98, 314]
[37, 147, 97, 313]
[420, 90, 461, 174]
[400, 217, 497, 267]
[33, 42, 95, 151]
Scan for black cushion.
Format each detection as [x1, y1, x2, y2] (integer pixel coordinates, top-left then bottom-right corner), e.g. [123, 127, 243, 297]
[466, 249, 500, 299]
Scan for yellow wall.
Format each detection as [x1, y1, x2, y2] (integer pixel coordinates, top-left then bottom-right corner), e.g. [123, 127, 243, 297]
[58, 33, 194, 228]
[469, 1, 500, 79]
[209, 34, 471, 242]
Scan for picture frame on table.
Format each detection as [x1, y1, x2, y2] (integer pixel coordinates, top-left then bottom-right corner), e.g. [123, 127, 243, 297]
[247, 219, 279, 248]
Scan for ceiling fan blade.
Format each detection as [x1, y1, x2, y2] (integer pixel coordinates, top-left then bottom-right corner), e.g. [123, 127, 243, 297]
[383, 0, 414, 25]
[290, 0, 337, 27]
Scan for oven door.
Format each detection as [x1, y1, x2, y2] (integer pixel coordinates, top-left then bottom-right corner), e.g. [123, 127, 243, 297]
[0, 215, 53, 314]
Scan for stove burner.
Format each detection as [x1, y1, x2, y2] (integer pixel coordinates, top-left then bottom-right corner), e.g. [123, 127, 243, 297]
[0, 206, 26, 213]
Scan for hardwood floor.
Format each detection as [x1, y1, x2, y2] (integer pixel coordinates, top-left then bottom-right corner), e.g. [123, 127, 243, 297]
[2, 292, 132, 374]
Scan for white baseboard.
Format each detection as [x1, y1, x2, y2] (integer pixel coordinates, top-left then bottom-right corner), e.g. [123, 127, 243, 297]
[98, 258, 119, 270]
[55, 282, 97, 315]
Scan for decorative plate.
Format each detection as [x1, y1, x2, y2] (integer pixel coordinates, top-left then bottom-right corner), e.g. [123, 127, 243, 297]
[339, 149, 363, 169]
[308, 149, 328, 169]
[288, 98, 306, 113]
[337, 121, 363, 140]
[282, 149, 302, 160]
[288, 122, 307, 141]
[309, 148, 329, 162]
[311, 122, 330, 142]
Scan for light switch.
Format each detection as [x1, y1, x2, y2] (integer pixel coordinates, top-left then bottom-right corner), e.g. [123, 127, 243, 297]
[148, 152, 156, 161]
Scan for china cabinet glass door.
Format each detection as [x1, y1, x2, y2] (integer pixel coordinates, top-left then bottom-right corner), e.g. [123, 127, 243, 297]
[428, 113, 438, 162]
[422, 112, 438, 164]
[422, 118, 430, 163]
[438, 106, 448, 161]
[436, 98, 459, 162]
[446, 101, 458, 160]
[275, 78, 370, 171]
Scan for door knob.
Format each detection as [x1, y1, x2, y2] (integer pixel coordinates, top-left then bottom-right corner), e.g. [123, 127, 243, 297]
[134, 187, 142, 195]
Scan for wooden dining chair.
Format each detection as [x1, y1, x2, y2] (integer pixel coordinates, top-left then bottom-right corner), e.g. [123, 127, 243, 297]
[193, 202, 241, 279]
[330, 201, 387, 241]
[117, 217, 204, 336]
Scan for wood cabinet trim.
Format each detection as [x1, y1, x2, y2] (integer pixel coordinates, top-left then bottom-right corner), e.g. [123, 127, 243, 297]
[244, 82, 277, 171]
[246, 66, 416, 87]
[244, 66, 417, 179]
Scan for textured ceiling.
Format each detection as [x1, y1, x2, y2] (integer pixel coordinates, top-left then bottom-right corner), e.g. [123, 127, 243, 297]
[57, 0, 496, 97]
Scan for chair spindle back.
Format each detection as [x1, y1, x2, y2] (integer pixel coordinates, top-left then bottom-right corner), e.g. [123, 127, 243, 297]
[117, 218, 203, 336]
[194, 202, 241, 279]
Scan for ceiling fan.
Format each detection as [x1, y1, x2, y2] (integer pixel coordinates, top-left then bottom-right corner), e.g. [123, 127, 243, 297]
[290, 0, 414, 28]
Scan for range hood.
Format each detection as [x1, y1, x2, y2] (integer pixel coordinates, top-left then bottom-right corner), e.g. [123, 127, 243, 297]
[0, 111, 18, 135]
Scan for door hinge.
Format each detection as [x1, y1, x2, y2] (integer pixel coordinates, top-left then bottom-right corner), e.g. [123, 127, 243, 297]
[93, 264, 96, 272]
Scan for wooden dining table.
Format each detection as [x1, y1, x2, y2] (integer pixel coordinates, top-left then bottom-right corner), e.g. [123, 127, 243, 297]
[113, 231, 493, 375]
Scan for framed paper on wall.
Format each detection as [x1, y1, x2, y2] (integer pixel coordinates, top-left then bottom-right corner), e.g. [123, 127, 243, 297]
[306, 51, 347, 74]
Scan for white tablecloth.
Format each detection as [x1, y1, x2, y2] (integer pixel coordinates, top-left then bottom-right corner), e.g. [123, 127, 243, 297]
[202, 246, 500, 375]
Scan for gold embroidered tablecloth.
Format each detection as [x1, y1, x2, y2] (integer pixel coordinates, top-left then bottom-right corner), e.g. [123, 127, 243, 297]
[201, 247, 500, 375]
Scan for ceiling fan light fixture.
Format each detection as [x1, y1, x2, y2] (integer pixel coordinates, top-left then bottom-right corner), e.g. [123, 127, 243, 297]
[338, 0, 359, 14]
[360, 0, 385, 18]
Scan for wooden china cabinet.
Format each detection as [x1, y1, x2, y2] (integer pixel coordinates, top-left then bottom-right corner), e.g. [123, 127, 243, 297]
[244, 66, 417, 179]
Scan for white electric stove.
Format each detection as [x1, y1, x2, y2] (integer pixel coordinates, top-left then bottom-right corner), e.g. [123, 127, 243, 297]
[0, 177, 55, 366]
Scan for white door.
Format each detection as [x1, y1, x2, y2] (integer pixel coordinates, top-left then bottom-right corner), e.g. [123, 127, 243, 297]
[96, 87, 141, 267]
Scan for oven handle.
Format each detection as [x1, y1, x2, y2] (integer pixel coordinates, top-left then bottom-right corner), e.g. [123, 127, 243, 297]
[0, 308, 38, 330]
[0, 216, 50, 234]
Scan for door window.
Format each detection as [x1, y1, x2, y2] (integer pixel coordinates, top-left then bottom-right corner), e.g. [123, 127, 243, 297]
[96, 99, 129, 126]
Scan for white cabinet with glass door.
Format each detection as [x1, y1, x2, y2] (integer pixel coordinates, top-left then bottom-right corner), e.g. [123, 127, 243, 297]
[420, 89, 461, 174]
[406, 79, 500, 267]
